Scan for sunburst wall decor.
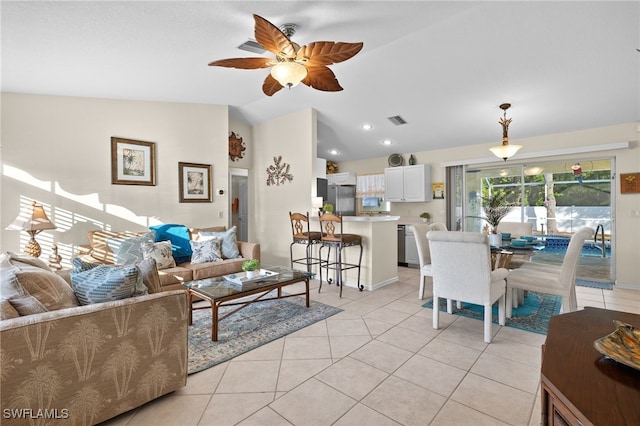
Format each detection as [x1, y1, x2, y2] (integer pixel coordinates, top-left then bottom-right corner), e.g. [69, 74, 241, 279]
[266, 155, 293, 186]
[228, 131, 245, 161]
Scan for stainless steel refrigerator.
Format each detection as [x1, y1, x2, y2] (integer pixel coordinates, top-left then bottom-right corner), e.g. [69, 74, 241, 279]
[327, 183, 356, 216]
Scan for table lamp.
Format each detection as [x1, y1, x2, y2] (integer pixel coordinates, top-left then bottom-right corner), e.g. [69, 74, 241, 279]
[7, 201, 57, 257]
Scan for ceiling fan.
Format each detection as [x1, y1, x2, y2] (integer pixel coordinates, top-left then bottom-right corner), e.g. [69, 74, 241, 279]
[208, 14, 363, 96]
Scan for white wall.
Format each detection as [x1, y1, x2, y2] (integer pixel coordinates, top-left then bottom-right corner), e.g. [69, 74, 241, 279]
[251, 108, 317, 267]
[1, 93, 229, 266]
[339, 123, 640, 288]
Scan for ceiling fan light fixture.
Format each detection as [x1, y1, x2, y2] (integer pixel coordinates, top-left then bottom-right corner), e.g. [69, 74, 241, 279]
[270, 61, 307, 89]
[490, 103, 522, 161]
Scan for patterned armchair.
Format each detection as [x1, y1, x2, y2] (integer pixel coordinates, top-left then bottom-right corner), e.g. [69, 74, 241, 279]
[1, 290, 188, 425]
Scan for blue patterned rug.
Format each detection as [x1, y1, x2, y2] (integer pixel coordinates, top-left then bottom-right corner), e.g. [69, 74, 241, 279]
[422, 292, 562, 335]
[188, 295, 342, 374]
[576, 279, 613, 290]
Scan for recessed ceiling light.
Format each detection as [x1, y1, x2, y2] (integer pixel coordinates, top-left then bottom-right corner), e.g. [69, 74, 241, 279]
[328, 149, 339, 155]
[361, 123, 372, 131]
[382, 139, 393, 146]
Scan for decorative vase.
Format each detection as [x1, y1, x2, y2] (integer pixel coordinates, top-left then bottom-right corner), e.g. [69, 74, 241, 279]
[245, 270, 259, 279]
[488, 233, 502, 247]
[422, 218, 428, 223]
[409, 154, 416, 165]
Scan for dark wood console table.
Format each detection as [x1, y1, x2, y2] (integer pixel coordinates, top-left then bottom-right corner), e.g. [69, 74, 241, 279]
[541, 307, 640, 425]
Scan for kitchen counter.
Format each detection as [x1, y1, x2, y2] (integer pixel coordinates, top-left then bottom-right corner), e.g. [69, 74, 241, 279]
[345, 215, 400, 222]
[311, 215, 399, 290]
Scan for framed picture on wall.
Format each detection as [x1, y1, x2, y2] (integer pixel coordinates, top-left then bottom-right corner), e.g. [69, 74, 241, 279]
[111, 137, 156, 185]
[179, 162, 212, 203]
[432, 182, 445, 199]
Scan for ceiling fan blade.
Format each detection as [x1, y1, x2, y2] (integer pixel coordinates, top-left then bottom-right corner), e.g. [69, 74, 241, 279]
[253, 14, 297, 58]
[208, 57, 274, 69]
[302, 66, 343, 92]
[262, 74, 284, 96]
[297, 42, 363, 67]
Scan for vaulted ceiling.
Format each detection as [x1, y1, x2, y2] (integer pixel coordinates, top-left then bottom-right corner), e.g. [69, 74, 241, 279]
[2, 1, 638, 162]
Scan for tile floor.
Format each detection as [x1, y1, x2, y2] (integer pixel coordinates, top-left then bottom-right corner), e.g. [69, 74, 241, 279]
[102, 267, 639, 426]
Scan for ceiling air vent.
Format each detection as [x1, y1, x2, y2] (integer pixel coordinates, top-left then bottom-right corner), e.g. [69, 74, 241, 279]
[238, 39, 266, 54]
[387, 115, 407, 126]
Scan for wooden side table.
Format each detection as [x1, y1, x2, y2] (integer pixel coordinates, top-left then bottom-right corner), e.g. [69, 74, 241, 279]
[541, 307, 640, 425]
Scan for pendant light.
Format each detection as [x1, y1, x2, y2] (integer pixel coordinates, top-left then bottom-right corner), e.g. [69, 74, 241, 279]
[489, 103, 522, 161]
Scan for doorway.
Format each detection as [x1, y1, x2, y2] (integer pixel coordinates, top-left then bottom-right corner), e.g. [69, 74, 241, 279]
[230, 169, 248, 242]
[455, 158, 614, 282]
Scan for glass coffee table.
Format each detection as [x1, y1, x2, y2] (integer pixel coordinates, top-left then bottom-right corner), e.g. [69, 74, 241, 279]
[183, 266, 313, 341]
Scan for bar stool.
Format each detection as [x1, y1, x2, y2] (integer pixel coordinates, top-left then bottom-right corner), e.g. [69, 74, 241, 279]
[289, 212, 324, 273]
[318, 213, 364, 297]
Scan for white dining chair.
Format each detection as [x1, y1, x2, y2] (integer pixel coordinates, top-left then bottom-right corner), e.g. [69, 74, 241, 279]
[427, 231, 508, 343]
[505, 226, 594, 317]
[413, 223, 449, 300]
[497, 221, 534, 238]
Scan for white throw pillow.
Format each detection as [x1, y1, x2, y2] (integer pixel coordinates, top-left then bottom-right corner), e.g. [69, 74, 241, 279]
[190, 238, 223, 264]
[198, 226, 240, 259]
[142, 240, 176, 270]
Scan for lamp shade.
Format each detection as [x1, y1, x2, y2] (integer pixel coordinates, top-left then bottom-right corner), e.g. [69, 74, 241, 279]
[270, 62, 308, 88]
[490, 143, 522, 161]
[8, 201, 56, 232]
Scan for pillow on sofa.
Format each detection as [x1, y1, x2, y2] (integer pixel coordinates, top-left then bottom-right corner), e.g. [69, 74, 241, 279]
[149, 224, 192, 264]
[190, 238, 223, 264]
[1, 252, 80, 316]
[198, 226, 240, 259]
[73, 257, 161, 295]
[107, 231, 155, 265]
[142, 240, 176, 270]
[0, 299, 20, 320]
[70, 263, 148, 305]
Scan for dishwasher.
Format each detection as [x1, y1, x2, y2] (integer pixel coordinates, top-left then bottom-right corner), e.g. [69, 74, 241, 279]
[397, 225, 406, 266]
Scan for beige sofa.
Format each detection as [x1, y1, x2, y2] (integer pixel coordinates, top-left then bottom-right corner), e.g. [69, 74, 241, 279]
[0, 253, 188, 425]
[79, 227, 261, 291]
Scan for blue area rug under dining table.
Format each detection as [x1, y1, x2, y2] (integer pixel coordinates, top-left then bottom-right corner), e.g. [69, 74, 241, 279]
[422, 291, 562, 335]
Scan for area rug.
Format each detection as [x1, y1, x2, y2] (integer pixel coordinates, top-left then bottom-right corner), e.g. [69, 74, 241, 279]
[576, 278, 613, 290]
[188, 296, 342, 374]
[422, 292, 562, 335]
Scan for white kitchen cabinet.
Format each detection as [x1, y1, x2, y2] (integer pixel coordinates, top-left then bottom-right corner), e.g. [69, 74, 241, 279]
[384, 164, 432, 202]
[327, 172, 356, 185]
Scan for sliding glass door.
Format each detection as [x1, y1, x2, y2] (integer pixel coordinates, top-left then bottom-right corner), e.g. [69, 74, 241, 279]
[452, 158, 614, 282]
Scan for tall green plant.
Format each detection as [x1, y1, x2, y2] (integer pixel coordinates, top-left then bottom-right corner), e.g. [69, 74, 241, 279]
[480, 191, 514, 234]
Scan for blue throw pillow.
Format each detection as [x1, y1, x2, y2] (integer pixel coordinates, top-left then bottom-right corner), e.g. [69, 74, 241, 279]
[149, 224, 192, 264]
[106, 231, 155, 265]
[70, 263, 148, 305]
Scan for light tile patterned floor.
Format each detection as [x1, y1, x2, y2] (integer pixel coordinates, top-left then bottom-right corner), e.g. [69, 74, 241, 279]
[102, 267, 639, 426]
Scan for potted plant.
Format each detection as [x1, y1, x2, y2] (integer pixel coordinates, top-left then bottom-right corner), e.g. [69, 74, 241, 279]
[242, 259, 260, 279]
[479, 191, 514, 246]
[322, 203, 334, 214]
[420, 212, 431, 223]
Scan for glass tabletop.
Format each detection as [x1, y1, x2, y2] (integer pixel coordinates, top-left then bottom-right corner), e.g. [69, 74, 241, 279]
[183, 265, 314, 299]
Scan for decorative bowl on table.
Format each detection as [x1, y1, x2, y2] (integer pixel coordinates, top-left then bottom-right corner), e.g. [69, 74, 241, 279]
[522, 236, 535, 242]
[511, 239, 527, 247]
[501, 233, 511, 240]
[593, 320, 640, 371]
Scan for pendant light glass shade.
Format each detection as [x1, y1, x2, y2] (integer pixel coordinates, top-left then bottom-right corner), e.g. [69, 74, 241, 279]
[490, 141, 522, 161]
[270, 62, 308, 88]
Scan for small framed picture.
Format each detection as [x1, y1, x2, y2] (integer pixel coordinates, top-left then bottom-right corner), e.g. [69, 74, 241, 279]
[111, 137, 156, 185]
[432, 182, 445, 199]
[179, 162, 212, 203]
